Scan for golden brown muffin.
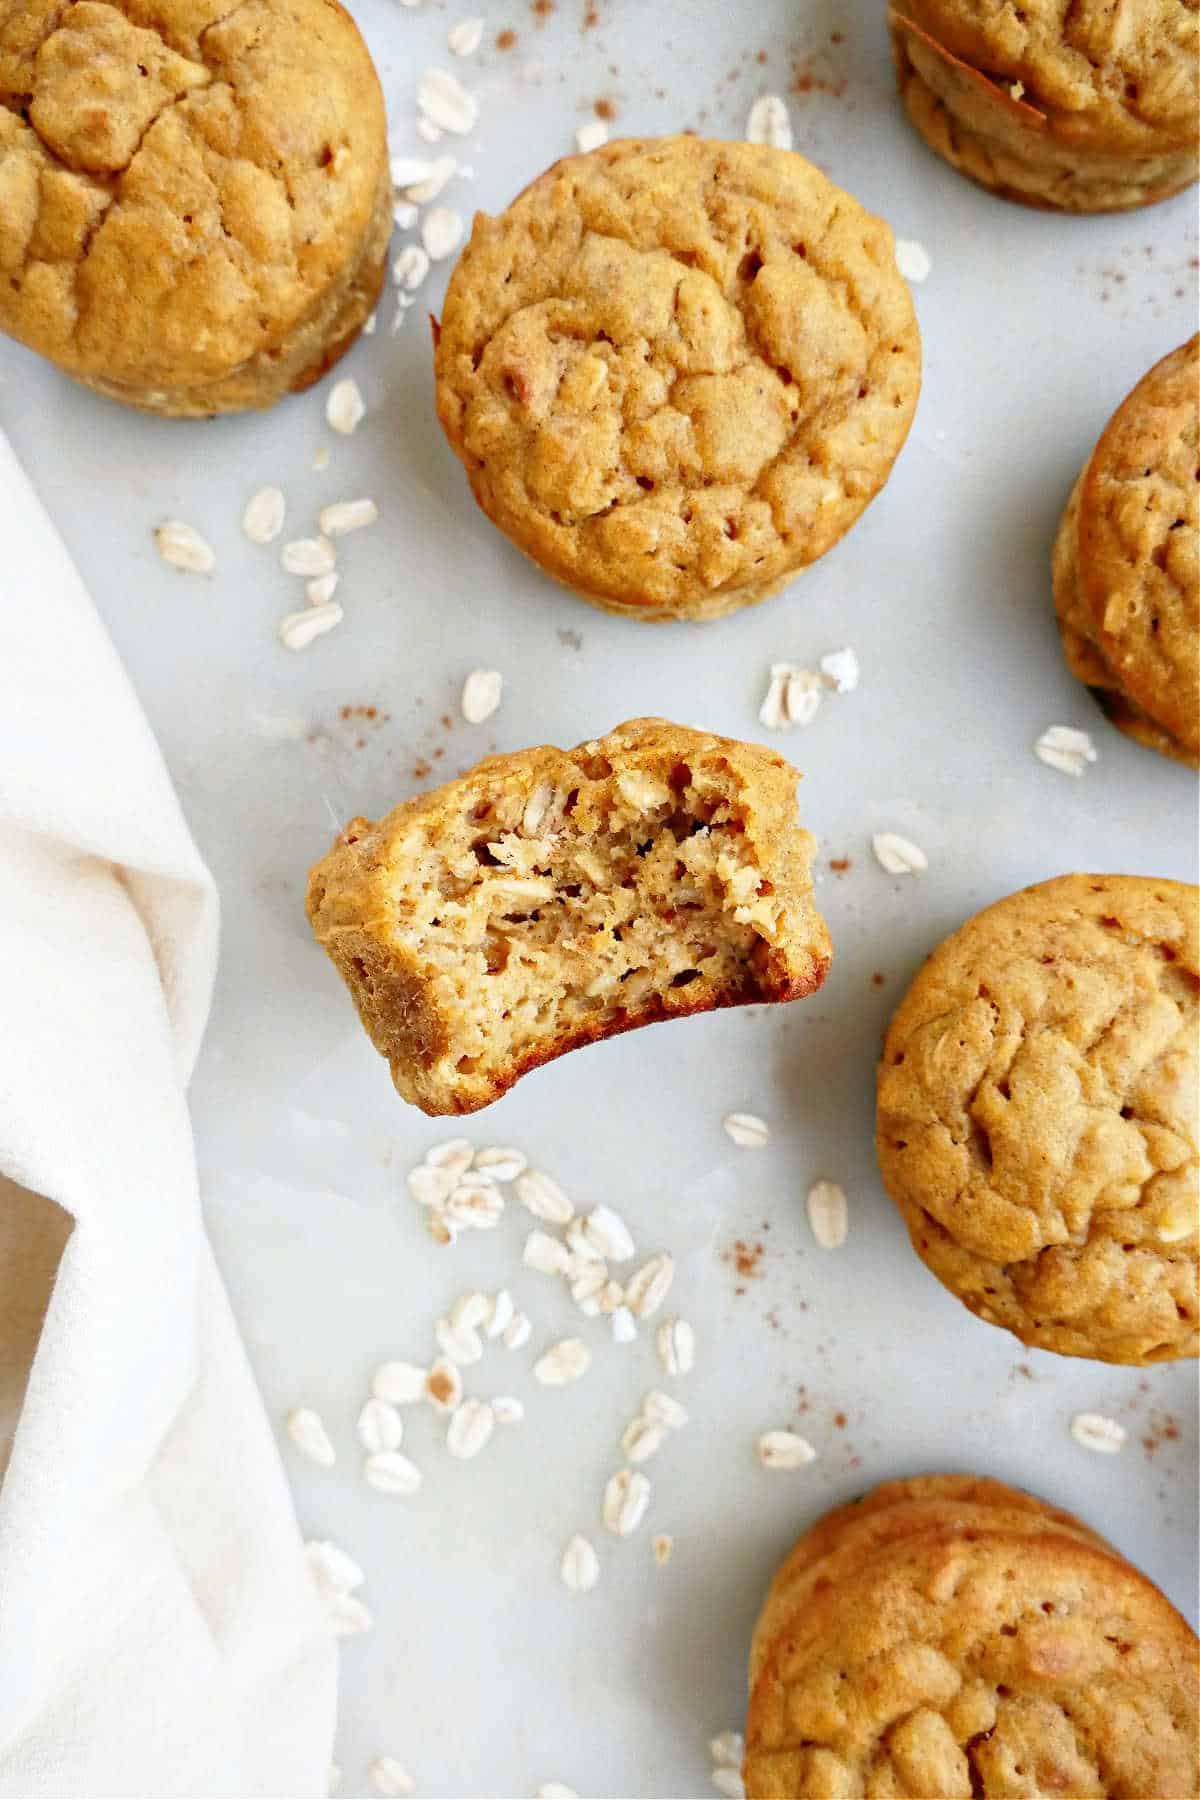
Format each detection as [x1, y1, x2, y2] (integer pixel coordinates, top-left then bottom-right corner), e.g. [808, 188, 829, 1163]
[876, 874, 1199, 1364]
[1053, 337, 1200, 768]
[433, 136, 921, 621]
[0, 0, 390, 416]
[746, 1473, 1200, 1799]
[306, 719, 832, 1115]
[890, 0, 1199, 212]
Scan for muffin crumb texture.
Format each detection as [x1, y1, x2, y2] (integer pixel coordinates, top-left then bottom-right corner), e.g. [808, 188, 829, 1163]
[1054, 335, 1200, 767]
[306, 719, 832, 1114]
[877, 874, 1199, 1364]
[746, 1473, 1200, 1798]
[890, 0, 1199, 211]
[0, 0, 390, 414]
[435, 136, 920, 620]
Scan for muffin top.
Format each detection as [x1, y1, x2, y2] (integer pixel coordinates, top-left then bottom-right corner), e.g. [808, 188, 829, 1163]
[891, 0, 1200, 153]
[435, 135, 920, 617]
[0, 0, 385, 393]
[876, 874, 1199, 1363]
[746, 1488, 1199, 1798]
[1076, 336, 1200, 761]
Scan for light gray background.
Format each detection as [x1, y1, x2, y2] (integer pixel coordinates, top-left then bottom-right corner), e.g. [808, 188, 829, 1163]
[2, 2, 1196, 1794]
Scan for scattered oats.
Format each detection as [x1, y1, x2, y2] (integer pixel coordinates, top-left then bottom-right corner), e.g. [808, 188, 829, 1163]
[408, 1163, 457, 1208]
[612, 1305, 638, 1344]
[758, 668, 790, 732]
[758, 1429, 818, 1471]
[1035, 724, 1098, 777]
[570, 1263, 608, 1306]
[525, 1229, 572, 1276]
[278, 603, 341, 649]
[306, 571, 340, 606]
[393, 243, 431, 290]
[390, 155, 437, 188]
[318, 497, 378, 538]
[872, 831, 928, 875]
[597, 1279, 625, 1314]
[285, 1407, 337, 1467]
[424, 1357, 464, 1412]
[503, 1311, 532, 1350]
[746, 92, 793, 150]
[711, 1733, 745, 1770]
[426, 1139, 474, 1174]
[653, 1534, 675, 1567]
[713, 1770, 746, 1800]
[242, 486, 286, 544]
[626, 1252, 674, 1319]
[565, 1219, 605, 1263]
[1071, 1412, 1126, 1454]
[418, 67, 479, 135]
[363, 311, 377, 335]
[534, 1338, 592, 1387]
[427, 1209, 456, 1245]
[806, 1179, 849, 1250]
[305, 1539, 364, 1596]
[484, 1288, 515, 1339]
[723, 1111, 770, 1149]
[372, 1360, 427, 1405]
[154, 520, 215, 574]
[516, 1169, 574, 1224]
[326, 376, 365, 435]
[536, 1788, 578, 1800]
[281, 535, 336, 577]
[820, 646, 860, 692]
[447, 1397, 495, 1459]
[416, 114, 442, 143]
[445, 1179, 505, 1230]
[638, 1400, 686, 1447]
[657, 1316, 695, 1377]
[576, 118, 609, 153]
[581, 1203, 636, 1262]
[475, 1146, 527, 1181]
[393, 199, 418, 229]
[622, 1416, 667, 1464]
[369, 1755, 415, 1797]
[784, 666, 823, 726]
[312, 445, 330, 471]
[448, 16, 483, 55]
[894, 237, 932, 283]
[492, 1394, 524, 1424]
[561, 1533, 601, 1593]
[450, 1290, 491, 1332]
[328, 1591, 374, 1636]
[603, 1467, 651, 1537]
[434, 1315, 484, 1365]
[357, 1397, 405, 1454]
[461, 666, 503, 723]
[363, 1450, 422, 1495]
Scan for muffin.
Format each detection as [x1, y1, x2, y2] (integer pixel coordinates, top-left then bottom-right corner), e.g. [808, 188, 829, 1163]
[746, 1473, 1200, 1798]
[306, 719, 832, 1115]
[890, 1, 1199, 213]
[433, 135, 921, 621]
[876, 874, 1199, 1364]
[0, 0, 391, 416]
[1053, 337, 1200, 768]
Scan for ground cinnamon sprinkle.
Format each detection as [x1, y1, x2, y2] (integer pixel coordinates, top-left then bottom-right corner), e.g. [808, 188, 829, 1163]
[496, 27, 517, 49]
[724, 1238, 766, 1282]
[594, 95, 615, 120]
[830, 857, 851, 873]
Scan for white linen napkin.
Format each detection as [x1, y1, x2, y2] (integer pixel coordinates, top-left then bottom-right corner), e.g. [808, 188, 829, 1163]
[0, 430, 337, 1798]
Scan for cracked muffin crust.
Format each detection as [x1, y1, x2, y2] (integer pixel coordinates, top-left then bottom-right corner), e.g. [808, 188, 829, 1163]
[433, 136, 921, 621]
[876, 875, 1199, 1364]
[1053, 337, 1200, 768]
[745, 1473, 1200, 1799]
[306, 719, 832, 1115]
[0, 0, 390, 415]
[890, 0, 1199, 212]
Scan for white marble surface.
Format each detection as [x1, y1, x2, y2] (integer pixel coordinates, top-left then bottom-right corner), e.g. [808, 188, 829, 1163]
[2, 1, 1197, 1794]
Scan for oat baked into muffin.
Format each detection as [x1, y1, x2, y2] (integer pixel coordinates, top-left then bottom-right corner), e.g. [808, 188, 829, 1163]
[876, 874, 1199, 1364]
[433, 136, 921, 621]
[745, 1473, 1200, 1799]
[0, 0, 391, 416]
[890, 0, 1199, 212]
[1054, 336, 1200, 768]
[306, 719, 832, 1115]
